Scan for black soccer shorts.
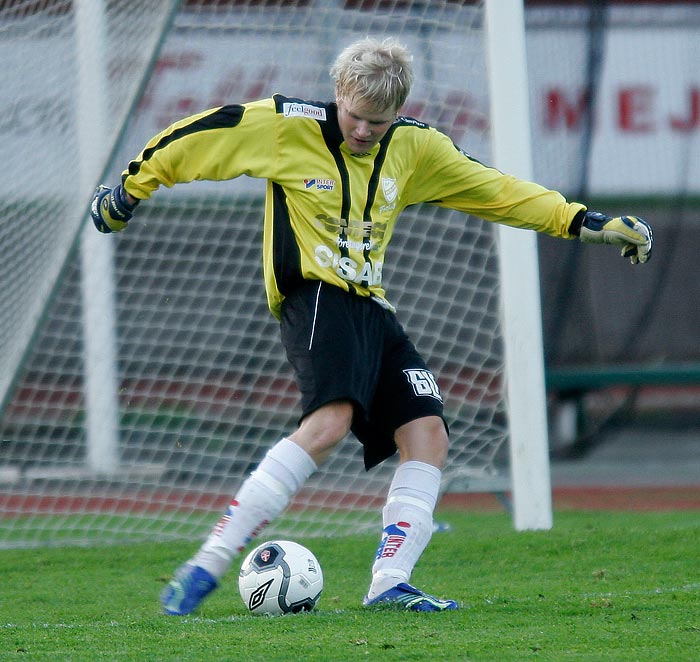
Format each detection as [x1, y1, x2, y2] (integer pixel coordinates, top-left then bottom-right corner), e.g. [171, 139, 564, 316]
[280, 281, 447, 469]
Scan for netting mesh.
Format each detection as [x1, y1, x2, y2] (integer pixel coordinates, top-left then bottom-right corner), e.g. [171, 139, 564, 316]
[0, 0, 510, 548]
[0, 0, 178, 407]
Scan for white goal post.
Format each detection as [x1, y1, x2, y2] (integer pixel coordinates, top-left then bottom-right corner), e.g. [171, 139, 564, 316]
[485, 0, 553, 531]
[0, 0, 552, 548]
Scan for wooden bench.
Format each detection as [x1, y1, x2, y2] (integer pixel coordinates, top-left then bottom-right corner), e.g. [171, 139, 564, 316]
[545, 362, 700, 454]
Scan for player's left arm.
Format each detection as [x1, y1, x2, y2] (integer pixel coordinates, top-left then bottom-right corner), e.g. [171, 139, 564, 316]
[568, 210, 653, 264]
[412, 132, 653, 264]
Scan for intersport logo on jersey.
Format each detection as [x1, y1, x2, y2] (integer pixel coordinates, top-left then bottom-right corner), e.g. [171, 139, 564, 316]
[304, 178, 335, 191]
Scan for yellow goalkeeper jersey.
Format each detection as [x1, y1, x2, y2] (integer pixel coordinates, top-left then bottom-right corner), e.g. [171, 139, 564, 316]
[123, 95, 585, 319]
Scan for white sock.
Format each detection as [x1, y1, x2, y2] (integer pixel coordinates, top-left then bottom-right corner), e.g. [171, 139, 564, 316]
[367, 461, 441, 599]
[191, 438, 316, 579]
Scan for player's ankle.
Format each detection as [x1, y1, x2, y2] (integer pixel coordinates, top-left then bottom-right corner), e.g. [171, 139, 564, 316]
[190, 549, 232, 580]
[366, 571, 407, 600]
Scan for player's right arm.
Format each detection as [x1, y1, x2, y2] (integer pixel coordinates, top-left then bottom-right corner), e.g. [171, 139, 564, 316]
[91, 99, 279, 233]
[91, 183, 137, 233]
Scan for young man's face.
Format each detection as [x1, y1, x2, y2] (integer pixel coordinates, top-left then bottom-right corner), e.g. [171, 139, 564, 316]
[336, 97, 397, 154]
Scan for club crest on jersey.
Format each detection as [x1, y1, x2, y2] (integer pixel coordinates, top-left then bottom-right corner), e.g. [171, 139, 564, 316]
[380, 177, 398, 212]
[375, 521, 411, 560]
[283, 102, 326, 120]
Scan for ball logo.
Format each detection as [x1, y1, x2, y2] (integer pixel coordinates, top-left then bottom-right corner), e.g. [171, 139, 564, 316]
[249, 578, 275, 610]
[260, 549, 272, 563]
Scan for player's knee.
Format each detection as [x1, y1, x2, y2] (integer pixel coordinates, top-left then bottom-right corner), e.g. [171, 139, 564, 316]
[290, 401, 353, 462]
[395, 416, 449, 468]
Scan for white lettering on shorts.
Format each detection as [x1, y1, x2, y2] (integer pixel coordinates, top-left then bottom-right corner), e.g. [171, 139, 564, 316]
[403, 369, 443, 402]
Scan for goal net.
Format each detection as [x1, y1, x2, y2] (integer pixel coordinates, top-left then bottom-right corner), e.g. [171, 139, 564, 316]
[0, 0, 540, 548]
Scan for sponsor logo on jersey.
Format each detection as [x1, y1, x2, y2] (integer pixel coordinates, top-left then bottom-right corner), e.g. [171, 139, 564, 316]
[375, 521, 411, 560]
[314, 245, 383, 287]
[312, 212, 391, 288]
[282, 102, 327, 120]
[336, 237, 374, 251]
[314, 214, 375, 237]
[304, 178, 335, 191]
[397, 116, 428, 128]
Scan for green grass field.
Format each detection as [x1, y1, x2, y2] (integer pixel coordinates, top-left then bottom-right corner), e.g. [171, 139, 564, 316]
[1, 509, 698, 661]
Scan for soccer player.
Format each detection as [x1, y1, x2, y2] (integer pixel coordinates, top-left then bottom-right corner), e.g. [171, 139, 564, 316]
[91, 37, 652, 614]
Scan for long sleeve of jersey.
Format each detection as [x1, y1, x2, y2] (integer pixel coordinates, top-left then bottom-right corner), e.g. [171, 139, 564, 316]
[121, 95, 585, 318]
[122, 99, 278, 198]
[402, 128, 584, 238]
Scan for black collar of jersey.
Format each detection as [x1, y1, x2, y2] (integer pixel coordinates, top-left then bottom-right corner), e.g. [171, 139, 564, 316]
[272, 95, 421, 157]
[323, 102, 344, 148]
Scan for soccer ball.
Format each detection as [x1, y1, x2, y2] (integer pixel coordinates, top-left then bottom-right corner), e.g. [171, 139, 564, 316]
[238, 540, 323, 615]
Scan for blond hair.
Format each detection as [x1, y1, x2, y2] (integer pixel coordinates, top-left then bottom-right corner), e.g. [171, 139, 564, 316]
[330, 36, 414, 113]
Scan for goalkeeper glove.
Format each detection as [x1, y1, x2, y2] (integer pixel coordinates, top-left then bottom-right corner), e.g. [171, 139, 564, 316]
[91, 184, 138, 234]
[575, 211, 653, 264]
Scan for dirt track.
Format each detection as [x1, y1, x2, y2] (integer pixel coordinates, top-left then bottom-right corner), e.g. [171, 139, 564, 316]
[441, 485, 700, 513]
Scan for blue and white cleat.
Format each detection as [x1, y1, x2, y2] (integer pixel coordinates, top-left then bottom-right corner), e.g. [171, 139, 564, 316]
[161, 563, 218, 615]
[362, 582, 459, 612]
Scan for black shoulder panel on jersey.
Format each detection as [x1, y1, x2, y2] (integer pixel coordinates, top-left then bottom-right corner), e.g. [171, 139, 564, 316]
[319, 102, 343, 147]
[126, 105, 245, 178]
[272, 94, 328, 114]
[272, 94, 340, 140]
[273, 94, 303, 112]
